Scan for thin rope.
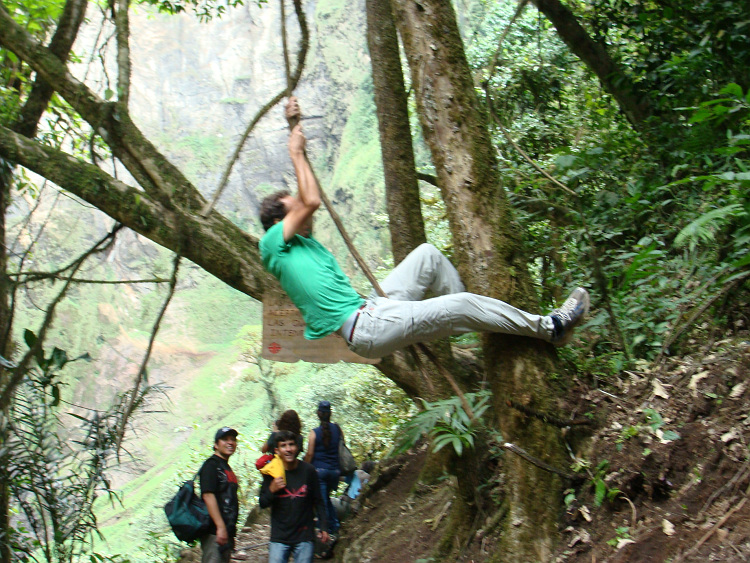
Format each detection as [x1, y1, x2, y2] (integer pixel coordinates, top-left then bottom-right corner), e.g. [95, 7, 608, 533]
[200, 0, 308, 217]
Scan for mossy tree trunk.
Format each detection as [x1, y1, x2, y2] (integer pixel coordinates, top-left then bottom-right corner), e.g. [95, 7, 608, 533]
[365, 0, 426, 264]
[389, 0, 566, 559]
[365, 0, 480, 406]
[0, 165, 10, 563]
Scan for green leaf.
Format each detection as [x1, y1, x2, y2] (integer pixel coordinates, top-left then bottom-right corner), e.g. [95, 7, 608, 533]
[24, 329, 37, 349]
[51, 347, 68, 370]
[594, 479, 607, 507]
[674, 204, 744, 249]
[719, 83, 743, 98]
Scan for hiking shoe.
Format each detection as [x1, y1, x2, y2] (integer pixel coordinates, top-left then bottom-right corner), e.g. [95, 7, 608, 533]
[550, 287, 590, 346]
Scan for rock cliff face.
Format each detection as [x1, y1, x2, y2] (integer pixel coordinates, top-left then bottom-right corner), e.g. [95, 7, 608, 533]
[124, 0, 373, 237]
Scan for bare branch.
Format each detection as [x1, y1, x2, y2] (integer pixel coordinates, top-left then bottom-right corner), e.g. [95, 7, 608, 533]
[485, 0, 529, 82]
[0, 225, 124, 409]
[9, 274, 171, 285]
[3, 187, 61, 347]
[115, 253, 181, 456]
[501, 442, 579, 481]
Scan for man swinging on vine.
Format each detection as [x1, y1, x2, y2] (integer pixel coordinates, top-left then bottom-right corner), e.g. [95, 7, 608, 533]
[259, 98, 589, 360]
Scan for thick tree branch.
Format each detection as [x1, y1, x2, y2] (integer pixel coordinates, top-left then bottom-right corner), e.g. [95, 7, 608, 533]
[529, 0, 655, 128]
[0, 124, 270, 299]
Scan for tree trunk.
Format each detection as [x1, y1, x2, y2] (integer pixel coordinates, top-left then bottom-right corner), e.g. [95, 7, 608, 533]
[0, 166, 11, 563]
[365, 0, 479, 408]
[389, 0, 565, 559]
[0, 0, 88, 551]
[529, 0, 655, 129]
[365, 0, 426, 263]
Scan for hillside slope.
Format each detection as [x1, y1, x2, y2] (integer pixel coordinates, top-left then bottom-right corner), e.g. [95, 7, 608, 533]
[175, 337, 750, 562]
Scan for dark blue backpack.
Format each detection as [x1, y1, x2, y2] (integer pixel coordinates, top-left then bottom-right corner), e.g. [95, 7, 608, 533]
[164, 471, 211, 543]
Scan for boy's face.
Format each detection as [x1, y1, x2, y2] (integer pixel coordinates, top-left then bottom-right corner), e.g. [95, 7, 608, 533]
[275, 439, 299, 463]
[215, 435, 237, 460]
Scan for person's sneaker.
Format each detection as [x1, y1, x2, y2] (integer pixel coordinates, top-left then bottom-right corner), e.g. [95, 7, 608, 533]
[550, 287, 590, 346]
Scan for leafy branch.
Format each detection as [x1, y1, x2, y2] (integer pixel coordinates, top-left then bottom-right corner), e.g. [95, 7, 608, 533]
[391, 391, 491, 456]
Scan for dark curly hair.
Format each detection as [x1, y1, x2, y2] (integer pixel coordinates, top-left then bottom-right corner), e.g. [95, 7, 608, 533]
[274, 430, 297, 449]
[277, 409, 302, 436]
[259, 190, 291, 231]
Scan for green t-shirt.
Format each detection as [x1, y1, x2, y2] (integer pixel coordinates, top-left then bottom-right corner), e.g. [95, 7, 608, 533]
[260, 222, 365, 339]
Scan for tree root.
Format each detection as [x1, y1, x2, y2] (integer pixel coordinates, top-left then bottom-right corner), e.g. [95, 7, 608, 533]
[507, 399, 593, 428]
[501, 442, 582, 482]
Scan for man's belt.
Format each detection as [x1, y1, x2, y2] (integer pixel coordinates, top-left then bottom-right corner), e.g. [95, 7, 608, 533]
[340, 304, 366, 343]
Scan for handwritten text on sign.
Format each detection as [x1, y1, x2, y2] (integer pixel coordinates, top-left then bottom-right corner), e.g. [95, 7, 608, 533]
[262, 290, 379, 364]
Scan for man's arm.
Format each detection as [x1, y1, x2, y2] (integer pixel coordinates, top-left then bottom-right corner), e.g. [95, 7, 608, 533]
[303, 430, 315, 463]
[202, 492, 228, 545]
[282, 98, 321, 242]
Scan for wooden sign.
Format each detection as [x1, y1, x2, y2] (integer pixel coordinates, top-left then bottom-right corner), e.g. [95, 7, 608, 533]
[262, 288, 379, 364]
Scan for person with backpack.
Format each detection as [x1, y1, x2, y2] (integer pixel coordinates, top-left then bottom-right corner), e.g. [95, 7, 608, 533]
[303, 401, 344, 536]
[259, 430, 329, 563]
[199, 427, 240, 563]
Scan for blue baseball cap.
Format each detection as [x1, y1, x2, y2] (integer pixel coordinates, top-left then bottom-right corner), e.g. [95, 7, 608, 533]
[318, 400, 331, 412]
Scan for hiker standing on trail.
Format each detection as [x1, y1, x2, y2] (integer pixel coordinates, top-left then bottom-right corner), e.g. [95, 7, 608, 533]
[303, 400, 344, 537]
[258, 97, 590, 359]
[262, 409, 305, 454]
[199, 427, 240, 563]
[259, 430, 330, 563]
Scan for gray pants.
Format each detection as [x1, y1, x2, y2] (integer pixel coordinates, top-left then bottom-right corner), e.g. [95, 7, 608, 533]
[200, 535, 232, 563]
[347, 243, 554, 358]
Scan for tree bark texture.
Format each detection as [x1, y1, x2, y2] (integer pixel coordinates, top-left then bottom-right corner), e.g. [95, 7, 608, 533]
[0, 166, 12, 563]
[365, 0, 426, 263]
[389, 0, 565, 559]
[530, 0, 654, 128]
[0, 125, 269, 298]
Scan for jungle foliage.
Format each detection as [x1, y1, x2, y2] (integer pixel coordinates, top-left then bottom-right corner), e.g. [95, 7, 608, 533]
[0, 0, 749, 559]
[467, 0, 749, 366]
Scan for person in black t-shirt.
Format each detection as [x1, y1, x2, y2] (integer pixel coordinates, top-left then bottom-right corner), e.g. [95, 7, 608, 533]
[200, 427, 240, 563]
[259, 430, 329, 563]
